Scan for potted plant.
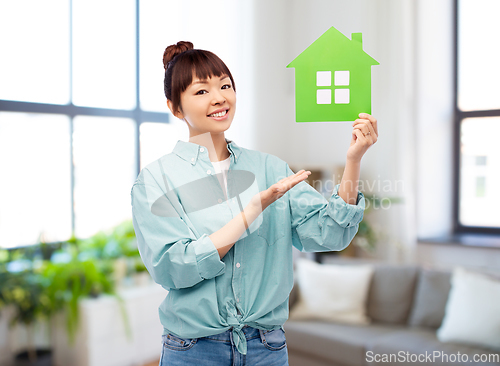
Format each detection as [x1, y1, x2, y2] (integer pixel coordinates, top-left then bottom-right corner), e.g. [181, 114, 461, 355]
[76, 220, 144, 287]
[42, 255, 132, 346]
[0, 264, 54, 365]
[0, 236, 133, 365]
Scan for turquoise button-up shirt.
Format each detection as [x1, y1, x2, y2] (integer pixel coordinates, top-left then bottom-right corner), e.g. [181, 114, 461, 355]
[130, 138, 365, 355]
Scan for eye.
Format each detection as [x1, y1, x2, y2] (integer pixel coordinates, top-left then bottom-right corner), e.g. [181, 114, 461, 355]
[221, 84, 231, 90]
[195, 89, 207, 95]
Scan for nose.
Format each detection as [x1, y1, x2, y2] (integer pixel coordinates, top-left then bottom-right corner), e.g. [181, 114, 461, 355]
[212, 90, 226, 105]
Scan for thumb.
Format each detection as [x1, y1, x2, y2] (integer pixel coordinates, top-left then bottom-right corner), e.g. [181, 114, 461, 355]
[353, 128, 364, 142]
[350, 130, 357, 144]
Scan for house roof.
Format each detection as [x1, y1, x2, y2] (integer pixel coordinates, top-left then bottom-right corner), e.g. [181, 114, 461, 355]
[287, 26, 379, 69]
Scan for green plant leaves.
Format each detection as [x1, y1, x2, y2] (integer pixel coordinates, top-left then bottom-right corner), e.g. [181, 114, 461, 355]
[0, 219, 139, 346]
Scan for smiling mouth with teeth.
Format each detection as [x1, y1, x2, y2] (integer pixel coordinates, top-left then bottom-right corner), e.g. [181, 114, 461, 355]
[208, 110, 228, 118]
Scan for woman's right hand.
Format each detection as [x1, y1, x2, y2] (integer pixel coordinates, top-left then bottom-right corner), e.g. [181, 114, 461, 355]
[249, 170, 311, 213]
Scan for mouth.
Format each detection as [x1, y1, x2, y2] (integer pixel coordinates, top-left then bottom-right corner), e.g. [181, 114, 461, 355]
[207, 109, 229, 119]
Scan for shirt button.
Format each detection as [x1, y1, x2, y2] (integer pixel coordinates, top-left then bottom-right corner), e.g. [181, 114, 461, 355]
[200, 147, 204, 152]
[236, 298, 240, 303]
[236, 262, 240, 268]
[207, 170, 211, 174]
[191, 158, 194, 162]
[218, 198, 222, 204]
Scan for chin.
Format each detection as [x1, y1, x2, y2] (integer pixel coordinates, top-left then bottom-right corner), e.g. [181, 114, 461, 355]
[208, 124, 231, 134]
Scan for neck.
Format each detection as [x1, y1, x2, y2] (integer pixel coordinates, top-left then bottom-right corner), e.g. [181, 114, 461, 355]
[189, 132, 230, 162]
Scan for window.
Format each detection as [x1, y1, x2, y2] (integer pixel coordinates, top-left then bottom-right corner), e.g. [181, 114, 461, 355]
[1, 0, 243, 248]
[454, 0, 500, 234]
[315, 70, 350, 104]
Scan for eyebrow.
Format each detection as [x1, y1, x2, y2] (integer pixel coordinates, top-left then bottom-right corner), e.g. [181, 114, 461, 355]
[191, 76, 229, 86]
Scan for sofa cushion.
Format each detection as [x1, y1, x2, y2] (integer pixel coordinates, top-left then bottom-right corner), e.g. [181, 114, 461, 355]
[289, 258, 374, 325]
[283, 320, 406, 366]
[369, 327, 500, 366]
[437, 267, 500, 352]
[366, 264, 419, 324]
[313, 257, 419, 324]
[408, 268, 451, 328]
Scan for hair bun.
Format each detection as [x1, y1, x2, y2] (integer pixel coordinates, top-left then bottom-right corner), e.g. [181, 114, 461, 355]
[163, 41, 194, 70]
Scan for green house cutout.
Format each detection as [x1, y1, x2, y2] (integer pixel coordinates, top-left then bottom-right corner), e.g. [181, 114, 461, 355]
[287, 26, 379, 122]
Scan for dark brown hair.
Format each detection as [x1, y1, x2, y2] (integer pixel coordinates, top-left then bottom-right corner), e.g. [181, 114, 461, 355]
[163, 41, 236, 114]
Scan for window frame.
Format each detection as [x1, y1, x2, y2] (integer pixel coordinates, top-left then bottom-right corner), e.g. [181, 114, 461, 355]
[452, 0, 500, 235]
[0, 0, 170, 247]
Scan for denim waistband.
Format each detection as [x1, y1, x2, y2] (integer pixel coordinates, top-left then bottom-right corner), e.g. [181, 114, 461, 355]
[201, 325, 260, 341]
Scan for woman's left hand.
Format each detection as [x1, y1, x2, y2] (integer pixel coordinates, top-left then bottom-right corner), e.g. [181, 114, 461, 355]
[346, 113, 378, 162]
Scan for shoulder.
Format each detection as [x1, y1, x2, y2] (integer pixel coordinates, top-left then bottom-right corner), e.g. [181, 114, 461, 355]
[133, 151, 180, 186]
[239, 145, 287, 167]
[238, 146, 289, 179]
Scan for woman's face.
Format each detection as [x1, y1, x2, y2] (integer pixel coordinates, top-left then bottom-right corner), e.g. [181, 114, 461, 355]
[171, 74, 236, 136]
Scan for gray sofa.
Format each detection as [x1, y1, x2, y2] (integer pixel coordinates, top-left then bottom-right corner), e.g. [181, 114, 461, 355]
[283, 257, 500, 366]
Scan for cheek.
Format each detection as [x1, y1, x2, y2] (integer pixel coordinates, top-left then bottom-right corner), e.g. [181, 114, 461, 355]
[227, 91, 237, 106]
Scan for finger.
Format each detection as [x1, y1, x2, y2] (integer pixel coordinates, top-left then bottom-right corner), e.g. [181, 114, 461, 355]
[353, 119, 376, 141]
[285, 169, 305, 179]
[353, 128, 369, 144]
[293, 170, 311, 185]
[355, 120, 376, 140]
[351, 129, 358, 141]
[352, 119, 371, 134]
[352, 118, 369, 127]
[283, 170, 311, 191]
[359, 113, 378, 135]
[358, 113, 376, 123]
[286, 170, 310, 186]
[365, 121, 377, 142]
[353, 124, 370, 136]
[279, 170, 306, 186]
[287, 170, 309, 181]
[355, 127, 375, 147]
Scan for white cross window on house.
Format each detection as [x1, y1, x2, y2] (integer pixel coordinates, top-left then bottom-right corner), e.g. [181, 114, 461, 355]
[316, 71, 331, 104]
[316, 70, 350, 104]
[316, 71, 331, 86]
[334, 71, 349, 104]
[317, 89, 331, 104]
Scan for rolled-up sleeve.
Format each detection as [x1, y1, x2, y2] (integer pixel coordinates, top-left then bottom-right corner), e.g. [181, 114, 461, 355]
[286, 164, 365, 253]
[131, 169, 225, 290]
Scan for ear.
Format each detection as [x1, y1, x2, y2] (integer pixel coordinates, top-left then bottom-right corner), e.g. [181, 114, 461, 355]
[166, 100, 184, 120]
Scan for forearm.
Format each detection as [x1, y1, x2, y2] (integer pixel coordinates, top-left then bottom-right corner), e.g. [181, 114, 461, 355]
[338, 159, 361, 205]
[209, 203, 263, 259]
[210, 168, 309, 259]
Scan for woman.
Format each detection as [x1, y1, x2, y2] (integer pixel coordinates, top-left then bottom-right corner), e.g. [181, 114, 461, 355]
[131, 41, 378, 366]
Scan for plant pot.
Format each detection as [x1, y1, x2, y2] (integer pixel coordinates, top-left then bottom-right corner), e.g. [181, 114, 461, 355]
[14, 349, 52, 366]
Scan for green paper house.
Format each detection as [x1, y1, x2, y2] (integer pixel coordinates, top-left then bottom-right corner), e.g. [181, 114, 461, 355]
[287, 26, 379, 122]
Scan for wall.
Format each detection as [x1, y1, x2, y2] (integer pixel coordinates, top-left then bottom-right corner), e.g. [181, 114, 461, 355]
[415, 0, 455, 238]
[250, 0, 417, 262]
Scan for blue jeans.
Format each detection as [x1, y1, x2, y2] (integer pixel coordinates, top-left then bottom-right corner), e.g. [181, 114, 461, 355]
[159, 325, 289, 366]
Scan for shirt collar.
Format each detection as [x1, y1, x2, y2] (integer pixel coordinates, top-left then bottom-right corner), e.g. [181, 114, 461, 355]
[173, 138, 242, 166]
